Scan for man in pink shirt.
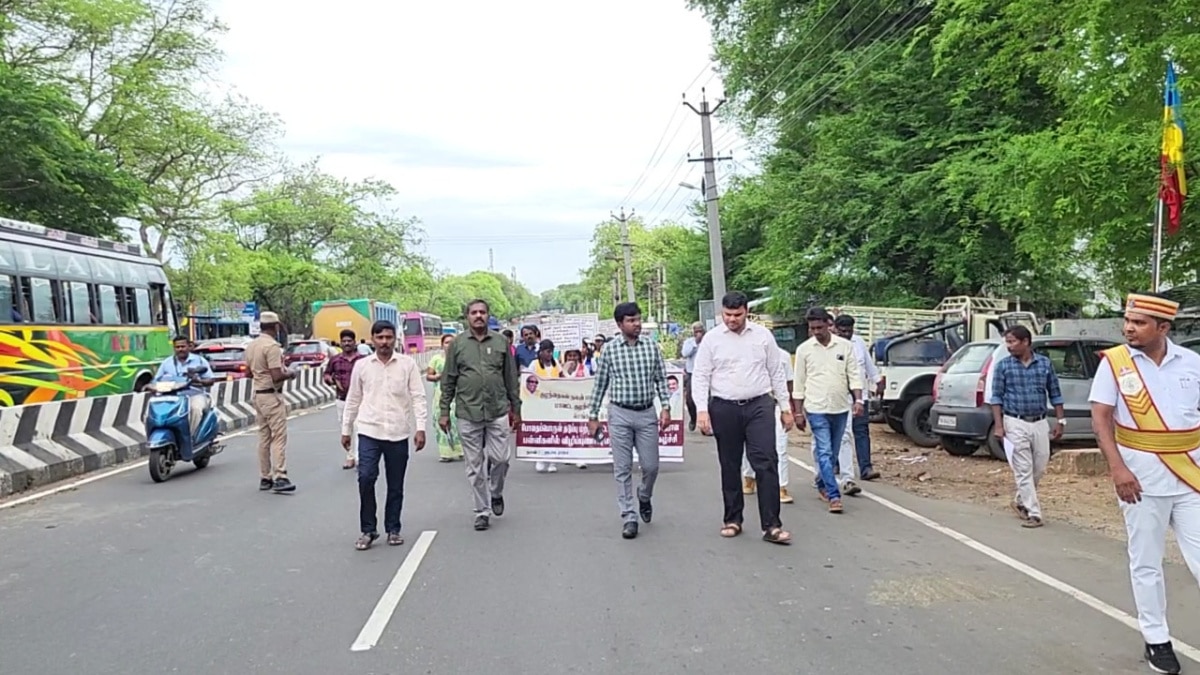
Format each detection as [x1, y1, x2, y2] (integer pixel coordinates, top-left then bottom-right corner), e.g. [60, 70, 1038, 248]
[341, 320, 428, 551]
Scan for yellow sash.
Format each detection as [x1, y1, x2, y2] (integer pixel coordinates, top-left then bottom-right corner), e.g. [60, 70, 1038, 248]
[1103, 345, 1200, 490]
[532, 361, 561, 378]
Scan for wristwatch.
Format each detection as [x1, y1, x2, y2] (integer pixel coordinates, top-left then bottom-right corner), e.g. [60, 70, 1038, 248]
[1056, 418, 1067, 426]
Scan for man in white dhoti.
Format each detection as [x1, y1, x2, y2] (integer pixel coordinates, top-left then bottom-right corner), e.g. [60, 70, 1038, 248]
[1090, 292, 1200, 675]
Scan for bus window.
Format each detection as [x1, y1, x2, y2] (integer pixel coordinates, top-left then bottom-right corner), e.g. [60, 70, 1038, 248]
[119, 287, 136, 323]
[0, 275, 15, 323]
[134, 288, 152, 325]
[149, 283, 167, 325]
[26, 277, 56, 323]
[97, 284, 120, 324]
[403, 318, 421, 336]
[66, 281, 91, 324]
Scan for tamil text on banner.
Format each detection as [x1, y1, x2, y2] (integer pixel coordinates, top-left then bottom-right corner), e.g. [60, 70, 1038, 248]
[515, 367, 687, 463]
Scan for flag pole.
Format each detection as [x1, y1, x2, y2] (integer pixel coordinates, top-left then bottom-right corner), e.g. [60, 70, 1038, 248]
[1153, 197, 1165, 292]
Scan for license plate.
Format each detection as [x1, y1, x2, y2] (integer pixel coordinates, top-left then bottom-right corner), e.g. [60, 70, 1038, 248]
[937, 415, 956, 429]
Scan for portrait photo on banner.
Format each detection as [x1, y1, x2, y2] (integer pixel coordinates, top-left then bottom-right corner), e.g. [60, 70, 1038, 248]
[515, 367, 686, 464]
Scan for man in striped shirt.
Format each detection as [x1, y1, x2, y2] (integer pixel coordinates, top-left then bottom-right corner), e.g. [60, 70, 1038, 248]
[587, 302, 671, 540]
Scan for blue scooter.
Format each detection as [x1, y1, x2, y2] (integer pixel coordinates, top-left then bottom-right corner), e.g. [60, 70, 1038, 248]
[144, 370, 223, 483]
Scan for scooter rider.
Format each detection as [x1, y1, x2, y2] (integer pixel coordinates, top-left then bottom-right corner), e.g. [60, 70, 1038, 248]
[153, 336, 216, 432]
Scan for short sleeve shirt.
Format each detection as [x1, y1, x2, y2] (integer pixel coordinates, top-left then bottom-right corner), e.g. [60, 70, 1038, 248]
[245, 334, 284, 392]
[1087, 341, 1200, 496]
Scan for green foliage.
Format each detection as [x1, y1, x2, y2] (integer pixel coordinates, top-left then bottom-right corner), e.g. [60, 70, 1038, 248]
[576, 217, 712, 322]
[686, 0, 1200, 314]
[0, 57, 141, 236]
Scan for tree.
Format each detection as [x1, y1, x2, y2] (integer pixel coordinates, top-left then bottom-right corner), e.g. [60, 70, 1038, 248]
[577, 216, 711, 322]
[219, 163, 425, 329]
[2, 0, 280, 259]
[685, 0, 1169, 313]
[0, 56, 141, 236]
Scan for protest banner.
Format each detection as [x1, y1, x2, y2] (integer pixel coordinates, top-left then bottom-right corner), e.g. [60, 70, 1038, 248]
[515, 367, 686, 463]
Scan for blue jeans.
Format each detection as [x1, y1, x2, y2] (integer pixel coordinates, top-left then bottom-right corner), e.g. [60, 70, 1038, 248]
[809, 412, 849, 500]
[357, 435, 410, 535]
[852, 412, 873, 477]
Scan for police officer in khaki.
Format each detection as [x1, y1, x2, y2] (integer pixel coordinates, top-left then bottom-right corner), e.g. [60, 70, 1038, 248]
[245, 311, 297, 493]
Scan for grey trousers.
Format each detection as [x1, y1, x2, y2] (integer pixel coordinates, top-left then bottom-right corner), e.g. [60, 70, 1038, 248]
[459, 415, 512, 516]
[608, 405, 661, 524]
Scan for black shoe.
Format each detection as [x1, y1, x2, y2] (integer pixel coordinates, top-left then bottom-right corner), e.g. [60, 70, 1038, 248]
[259, 478, 273, 491]
[638, 496, 653, 524]
[271, 477, 296, 493]
[688, 421, 696, 431]
[491, 496, 505, 517]
[1146, 642, 1181, 674]
[862, 469, 881, 481]
[622, 522, 638, 539]
[474, 514, 490, 531]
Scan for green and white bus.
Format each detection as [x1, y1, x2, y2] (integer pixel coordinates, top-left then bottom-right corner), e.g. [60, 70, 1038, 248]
[0, 217, 177, 406]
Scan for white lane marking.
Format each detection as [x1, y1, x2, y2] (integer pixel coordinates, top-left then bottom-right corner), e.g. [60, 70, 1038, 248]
[351, 530, 437, 652]
[787, 454, 1200, 663]
[0, 402, 335, 511]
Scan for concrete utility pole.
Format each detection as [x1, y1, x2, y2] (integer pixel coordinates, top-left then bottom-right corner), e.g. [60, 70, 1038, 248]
[488, 248, 494, 273]
[684, 88, 733, 302]
[612, 207, 636, 303]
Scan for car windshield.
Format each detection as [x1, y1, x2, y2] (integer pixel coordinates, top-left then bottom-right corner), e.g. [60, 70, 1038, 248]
[201, 348, 245, 362]
[288, 342, 322, 354]
[944, 343, 998, 375]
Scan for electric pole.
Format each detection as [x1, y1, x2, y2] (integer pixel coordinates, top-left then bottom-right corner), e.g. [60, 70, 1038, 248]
[612, 207, 636, 302]
[489, 248, 494, 273]
[684, 88, 732, 302]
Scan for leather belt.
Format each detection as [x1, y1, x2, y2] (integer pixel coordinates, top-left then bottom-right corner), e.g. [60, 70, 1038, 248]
[713, 393, 770, 407]
[611, 401, 654, 412]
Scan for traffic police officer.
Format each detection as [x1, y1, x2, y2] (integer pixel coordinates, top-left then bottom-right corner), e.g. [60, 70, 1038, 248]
[246, 311, 297, 493]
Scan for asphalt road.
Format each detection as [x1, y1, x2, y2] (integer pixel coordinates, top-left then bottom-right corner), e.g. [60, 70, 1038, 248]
[3, 403, 1200, 674]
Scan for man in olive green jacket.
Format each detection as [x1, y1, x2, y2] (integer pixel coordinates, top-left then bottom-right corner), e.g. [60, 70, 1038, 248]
[439, 299, 522, 531]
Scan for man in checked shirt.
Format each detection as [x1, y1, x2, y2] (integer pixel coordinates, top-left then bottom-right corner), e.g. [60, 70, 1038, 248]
[988, 325, 1066, 529]
[588, 302, 671, 540]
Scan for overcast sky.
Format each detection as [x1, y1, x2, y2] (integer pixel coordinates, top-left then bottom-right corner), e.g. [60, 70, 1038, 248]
[209, 0, 747, 294]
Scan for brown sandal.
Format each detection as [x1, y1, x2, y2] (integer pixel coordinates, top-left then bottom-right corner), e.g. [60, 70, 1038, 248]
[355, 533, 379, 550]
[720, 523, 742, 538]
[762, 527, 792, 545]
[387, 532, 404, 546]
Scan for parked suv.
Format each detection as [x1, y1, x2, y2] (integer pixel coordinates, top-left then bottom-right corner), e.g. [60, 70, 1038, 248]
[930, 336, 1118, 459]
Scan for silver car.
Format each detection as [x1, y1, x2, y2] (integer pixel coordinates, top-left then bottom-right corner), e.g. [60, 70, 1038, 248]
[929, 336, 1118, 459]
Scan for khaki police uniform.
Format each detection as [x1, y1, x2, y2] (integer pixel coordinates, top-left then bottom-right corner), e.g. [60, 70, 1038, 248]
[245, 314, 289, 480]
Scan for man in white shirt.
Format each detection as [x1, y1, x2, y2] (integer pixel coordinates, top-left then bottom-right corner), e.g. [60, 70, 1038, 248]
[692, 291, 794, 545]
[1089, 292, 1200, 675]
[795, 307, 864, 514]
[341, 320, 428, 551]
[741, 345, 796, 503]
[680, 322, 705, 431]
[833, 315, 883, 495]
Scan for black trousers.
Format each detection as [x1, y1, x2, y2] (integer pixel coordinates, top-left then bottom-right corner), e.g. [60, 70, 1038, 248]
[710, 395, 781, 530]
[357, 435, 410, 535]
[683, 373, 698, 426]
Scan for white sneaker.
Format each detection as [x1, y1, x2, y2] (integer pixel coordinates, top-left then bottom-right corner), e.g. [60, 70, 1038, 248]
[535, 462, 548, 473]
[547, 463, 558, 473]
